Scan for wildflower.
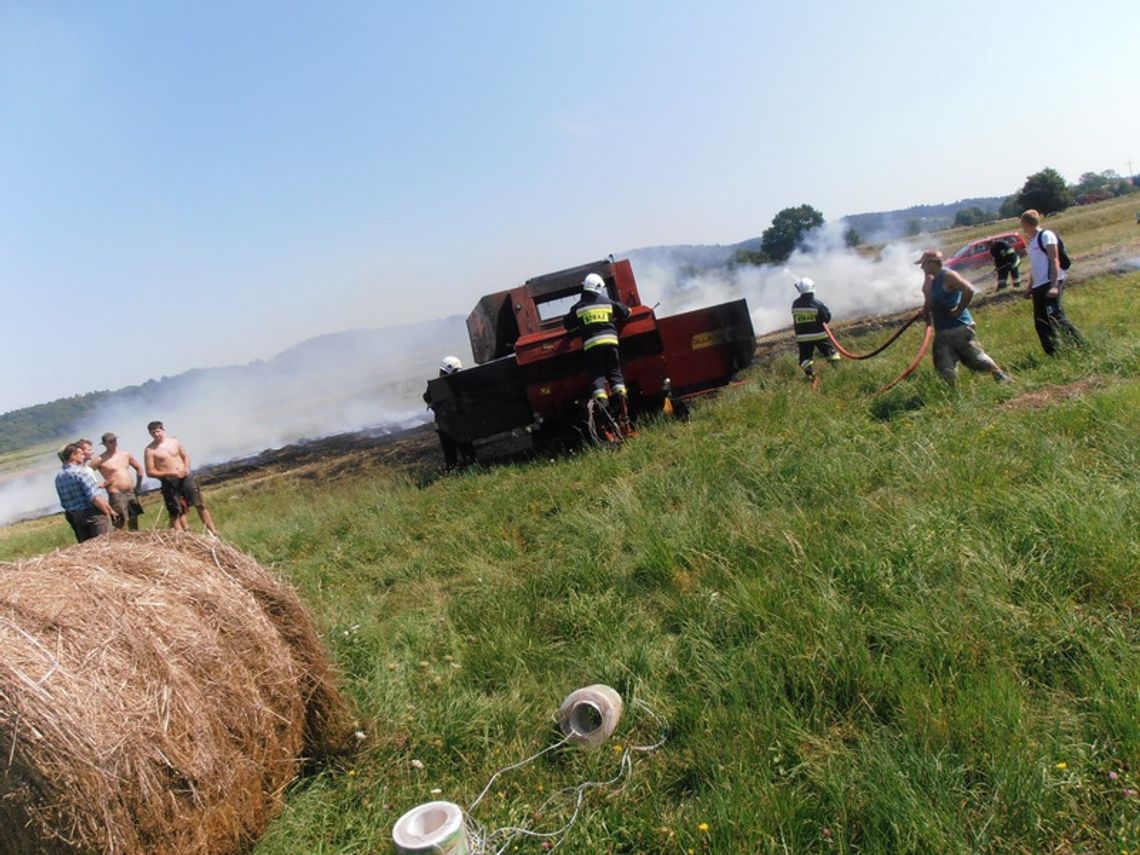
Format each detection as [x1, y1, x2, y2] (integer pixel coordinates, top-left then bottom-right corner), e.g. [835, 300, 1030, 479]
[354, 730, 367, 742]
[1109, 771, 1119, 781]
[347, 769, 357, 777]
[1055, 762, 1068, 770]
[430, 788, 442, 795]
[821, 827, 833, 838]
[1124, 788, 1138, 798]
[611, 743, 624, 754]
[411, 759, 424, 770]
[698, 822, 709, 833]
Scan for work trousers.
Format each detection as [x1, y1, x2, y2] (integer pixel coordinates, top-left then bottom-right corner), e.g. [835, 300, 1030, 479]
[932, 324, 999, 385]
[584, 344, 626, 399]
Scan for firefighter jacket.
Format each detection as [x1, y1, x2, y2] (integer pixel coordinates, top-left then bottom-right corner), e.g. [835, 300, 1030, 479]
[563, 292, 632, 350]
[989, 239, 1018, 269]
[791, 293, 832, 342]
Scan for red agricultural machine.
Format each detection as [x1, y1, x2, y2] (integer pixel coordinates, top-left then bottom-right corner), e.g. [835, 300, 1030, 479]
[422, 257, 755, 464]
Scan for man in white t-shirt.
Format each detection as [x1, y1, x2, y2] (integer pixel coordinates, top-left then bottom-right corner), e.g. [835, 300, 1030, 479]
[1020, 209, 1084, 354]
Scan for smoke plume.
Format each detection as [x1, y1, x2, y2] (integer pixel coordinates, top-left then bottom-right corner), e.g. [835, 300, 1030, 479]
[631, 225, 927, 337]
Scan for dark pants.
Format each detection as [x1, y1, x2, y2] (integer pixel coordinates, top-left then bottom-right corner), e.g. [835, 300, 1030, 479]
[1031, 286, 1084, 355]
[65, 507, 111, 543]
[584, 344, 625, 399]
[797, 340, 838, 365]
[995, 259, 1021, 289]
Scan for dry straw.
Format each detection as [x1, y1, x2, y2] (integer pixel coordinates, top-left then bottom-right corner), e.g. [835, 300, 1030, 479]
[0, 532, 353, 855]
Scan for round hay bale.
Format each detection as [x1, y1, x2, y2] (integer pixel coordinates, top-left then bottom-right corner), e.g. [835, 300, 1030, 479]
[0, 532, 353, 855]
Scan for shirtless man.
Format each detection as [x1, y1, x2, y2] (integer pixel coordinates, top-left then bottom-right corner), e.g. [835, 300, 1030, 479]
[143, 421, 218, 535]
[92, 432, 145, 530]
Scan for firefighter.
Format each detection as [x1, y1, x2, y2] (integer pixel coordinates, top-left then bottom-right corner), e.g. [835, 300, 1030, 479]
[791, 278, 840, 380]
[989, 236, 1021, 291]
[424, 355, 465, 470]
[563, 272, 632, 430]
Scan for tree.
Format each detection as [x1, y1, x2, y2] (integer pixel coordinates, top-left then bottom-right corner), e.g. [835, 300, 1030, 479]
[1015, 167, 1071, 215]
[760, 204, 824, 262]
[998, 196, 1022, 219]
[843, 226, 861, 248]
[953, 206, 988, 227]
[733, 248, 769, 267]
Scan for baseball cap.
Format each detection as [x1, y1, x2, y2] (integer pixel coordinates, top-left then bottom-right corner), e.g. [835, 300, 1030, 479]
[101, 432, 117, 444]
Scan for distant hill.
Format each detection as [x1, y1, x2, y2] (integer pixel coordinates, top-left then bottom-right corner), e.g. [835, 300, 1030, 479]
[841, 196, 1006, 243]
[0, 315, 469, 456]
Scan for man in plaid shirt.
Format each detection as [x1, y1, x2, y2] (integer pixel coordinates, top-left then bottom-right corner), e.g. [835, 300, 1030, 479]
[55, 442, 116, 542]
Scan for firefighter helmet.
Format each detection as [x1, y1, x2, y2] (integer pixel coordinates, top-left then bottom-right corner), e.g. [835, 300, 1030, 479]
[439, 355, 462, 375]
[582, 273, 606, 294]
[794, 277, 815, 294]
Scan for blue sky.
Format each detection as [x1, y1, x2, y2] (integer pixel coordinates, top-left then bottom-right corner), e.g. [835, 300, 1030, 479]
[2, 0, 1138, 413]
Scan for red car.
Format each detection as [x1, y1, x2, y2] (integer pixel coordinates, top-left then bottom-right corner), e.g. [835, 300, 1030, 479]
[944, 232, 1027, 271]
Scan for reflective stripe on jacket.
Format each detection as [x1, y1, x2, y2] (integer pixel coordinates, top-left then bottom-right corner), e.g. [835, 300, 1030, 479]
[791, 293, 832, 342]
[564, 292, 631, 350]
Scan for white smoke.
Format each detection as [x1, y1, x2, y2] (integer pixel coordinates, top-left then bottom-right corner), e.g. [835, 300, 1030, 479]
[1, 316, 470, 526]
[631, 224, 927, 336]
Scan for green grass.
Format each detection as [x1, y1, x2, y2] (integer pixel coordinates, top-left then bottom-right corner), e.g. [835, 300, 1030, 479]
[4, 267, 1140, 853]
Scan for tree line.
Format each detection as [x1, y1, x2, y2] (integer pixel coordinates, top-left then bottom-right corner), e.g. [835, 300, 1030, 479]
[0, 391, 116, 455]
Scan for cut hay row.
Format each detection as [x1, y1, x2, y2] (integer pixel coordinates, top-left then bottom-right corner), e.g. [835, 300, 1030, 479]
[0, 532, 353, 855]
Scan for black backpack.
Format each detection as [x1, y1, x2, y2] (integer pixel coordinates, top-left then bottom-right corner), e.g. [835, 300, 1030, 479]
[1037, 230, 1072, 270]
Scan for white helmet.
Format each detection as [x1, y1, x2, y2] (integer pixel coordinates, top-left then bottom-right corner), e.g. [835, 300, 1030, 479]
[582, 273, 606, 294]
[439, 355, 462, 375]
[794, 277, 815, 294]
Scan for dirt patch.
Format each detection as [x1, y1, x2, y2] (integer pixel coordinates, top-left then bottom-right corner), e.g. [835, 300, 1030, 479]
[999, 376, 1110, 411]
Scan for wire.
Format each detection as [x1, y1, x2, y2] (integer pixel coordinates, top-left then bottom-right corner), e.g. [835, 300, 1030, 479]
[461, 698, 668, 854]
[468, 735, 571, 812]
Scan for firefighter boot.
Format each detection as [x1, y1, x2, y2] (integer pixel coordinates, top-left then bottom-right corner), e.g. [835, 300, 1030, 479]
[801, 359, 816, 381]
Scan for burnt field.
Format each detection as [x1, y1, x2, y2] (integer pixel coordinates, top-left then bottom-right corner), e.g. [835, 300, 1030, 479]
[194, 422, 445, 490]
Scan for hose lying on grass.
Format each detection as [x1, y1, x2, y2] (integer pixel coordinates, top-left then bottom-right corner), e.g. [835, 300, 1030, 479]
[823, 311, 923, 360]
[0, 532, 354, 855]
[875, 322, 934, 395]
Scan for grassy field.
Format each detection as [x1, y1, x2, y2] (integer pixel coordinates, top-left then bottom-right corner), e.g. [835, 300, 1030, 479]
[3, 200, 1139, 854]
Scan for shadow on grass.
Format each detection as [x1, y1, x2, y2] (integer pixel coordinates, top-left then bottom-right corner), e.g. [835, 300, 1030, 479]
[869, 390, 927, 421]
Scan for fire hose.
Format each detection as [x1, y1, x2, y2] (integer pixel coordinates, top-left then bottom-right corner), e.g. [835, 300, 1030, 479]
[822, 311, 933, 394]
[874, 322, 933, 394]
[822, 310, 923, 359]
